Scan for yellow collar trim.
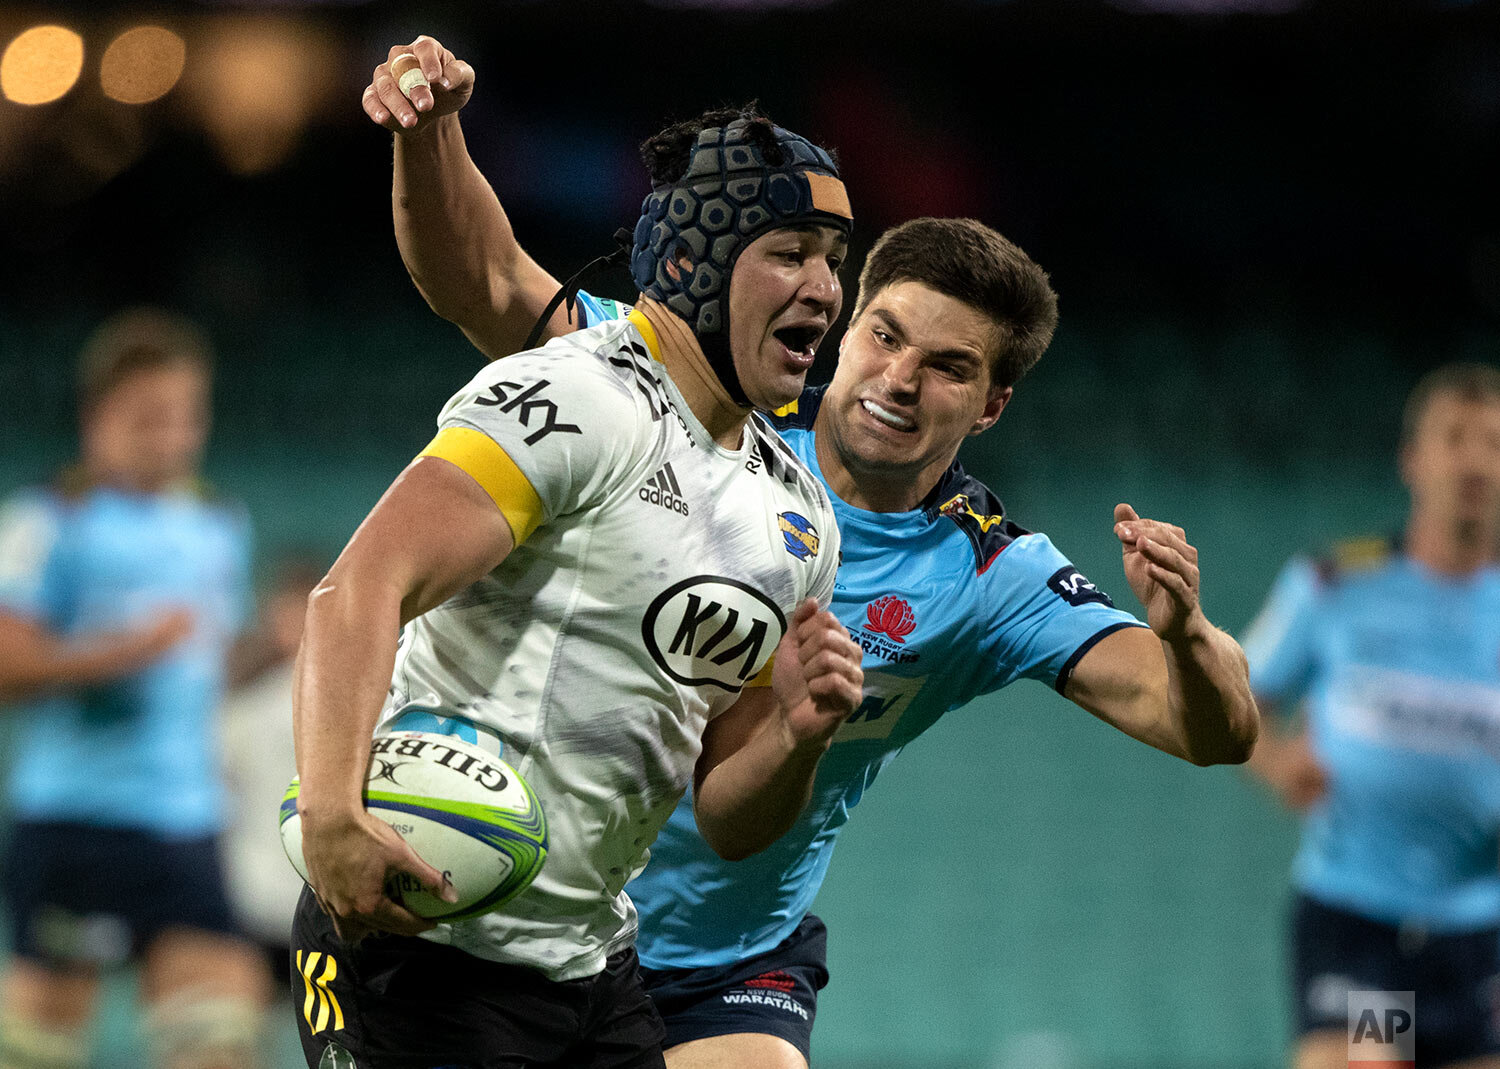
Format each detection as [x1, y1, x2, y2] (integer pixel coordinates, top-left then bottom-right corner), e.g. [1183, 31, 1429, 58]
[627, 308, 663, 363]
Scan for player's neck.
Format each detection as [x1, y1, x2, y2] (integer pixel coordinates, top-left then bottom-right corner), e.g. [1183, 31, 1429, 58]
[634, 298, 750, 449]
[80, 456, 180, 495]
[811, 410, 946, 513]
[1405, 506, 1495, 575]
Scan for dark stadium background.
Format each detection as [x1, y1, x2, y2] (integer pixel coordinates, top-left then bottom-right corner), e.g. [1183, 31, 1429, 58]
[2, 0, 1497, 1065]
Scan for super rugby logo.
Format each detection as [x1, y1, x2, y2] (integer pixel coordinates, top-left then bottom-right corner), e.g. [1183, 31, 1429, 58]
[472, 378, 581, 445]
[642, 577, 788, 691]
[778, 512, 820, 560]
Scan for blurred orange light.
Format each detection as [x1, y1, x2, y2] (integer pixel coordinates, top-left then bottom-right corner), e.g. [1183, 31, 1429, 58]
[1, 25, 84, 105]
[100, 26, 186, 105]
[188, 18, 332, 176]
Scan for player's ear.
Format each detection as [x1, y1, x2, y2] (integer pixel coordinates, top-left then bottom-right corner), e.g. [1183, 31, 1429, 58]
[664, 245, 695, 283]
[969, 385, 1012, 437]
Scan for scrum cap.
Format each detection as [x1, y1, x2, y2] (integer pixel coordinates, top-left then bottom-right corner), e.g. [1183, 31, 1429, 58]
[630, 118, 852, 406]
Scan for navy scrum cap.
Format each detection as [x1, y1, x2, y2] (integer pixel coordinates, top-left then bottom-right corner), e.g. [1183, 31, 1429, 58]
[631, 118, 853, 406]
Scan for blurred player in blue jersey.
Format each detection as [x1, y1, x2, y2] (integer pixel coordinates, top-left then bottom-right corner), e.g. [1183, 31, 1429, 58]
[363, 38, 1260, 1068]
[0, 311, 270, 1069]
[1245, 363, 1500, 1069]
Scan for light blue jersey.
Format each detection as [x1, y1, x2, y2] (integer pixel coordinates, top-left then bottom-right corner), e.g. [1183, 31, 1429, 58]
[569, 294, 1147, 968]
[627, 388, 1147, 968]
[0, 478, 251, 837]
[1244, 540, 1500, 931]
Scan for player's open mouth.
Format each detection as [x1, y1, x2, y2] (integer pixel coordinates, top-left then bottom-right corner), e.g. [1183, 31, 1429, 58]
[773, 326, 821, 368]
[861, 399, 915, 431]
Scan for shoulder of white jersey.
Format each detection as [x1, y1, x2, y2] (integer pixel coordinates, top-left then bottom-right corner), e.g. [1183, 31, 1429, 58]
[1311, 534, 1399, 586]
[747, 410, 819, 489]
[448, 320, 667, 432]
[920, 464, 1031, 576]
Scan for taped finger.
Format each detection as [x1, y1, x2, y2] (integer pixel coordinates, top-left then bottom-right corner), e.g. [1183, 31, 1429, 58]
[391, 53, 429, 100]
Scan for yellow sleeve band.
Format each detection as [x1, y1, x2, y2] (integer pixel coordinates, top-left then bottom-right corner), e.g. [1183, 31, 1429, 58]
[419, 426, 543, 547]
[746, 653, 775, 689]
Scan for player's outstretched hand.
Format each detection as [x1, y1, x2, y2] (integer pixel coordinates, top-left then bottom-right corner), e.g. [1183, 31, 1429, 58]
[772, 598, 864, 747]
[301, 808, 457, 944]
[363, 36, 475, 133]
[1113, 503, 1205, 643]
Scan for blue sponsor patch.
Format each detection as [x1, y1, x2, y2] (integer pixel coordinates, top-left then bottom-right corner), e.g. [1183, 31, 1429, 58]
[778, 511, 820, 561]
[1046, 566, 1114, 607]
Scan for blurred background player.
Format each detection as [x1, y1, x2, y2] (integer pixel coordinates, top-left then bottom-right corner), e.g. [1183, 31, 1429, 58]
[219, 556, 326, 982]
[0, 310, 270, 1069]
[364, 39, 1259, 1068]
[1245, 363, 1500, 1069]
[290, 107, 863, 1068]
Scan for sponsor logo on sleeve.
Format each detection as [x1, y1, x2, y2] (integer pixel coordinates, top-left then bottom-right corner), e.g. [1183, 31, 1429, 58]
[642, 577, 788, 690]
[778, 511, 820, 560]
[1046, 566, 1115, 608]
[473, 378, 581, 445]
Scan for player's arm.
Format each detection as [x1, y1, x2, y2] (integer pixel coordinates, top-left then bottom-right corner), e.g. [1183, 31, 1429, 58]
[294, 453, 524, 941]
[1063, 504, 1259, 766]
[692, 599, 864, 861]
[0, 608, 193, 704]
[363, 36, 571, 360]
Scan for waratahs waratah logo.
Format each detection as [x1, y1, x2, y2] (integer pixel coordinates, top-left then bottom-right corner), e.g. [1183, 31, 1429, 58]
[778, 512, 820, 560]
[865, 595, 917, 643]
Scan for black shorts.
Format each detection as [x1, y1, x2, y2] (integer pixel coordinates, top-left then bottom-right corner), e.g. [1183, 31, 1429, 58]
[640, 914, 829, 1061]
[1292, 892, 1500, 1066]
[0, 819, 240, 968]
[291, 887, 665, 1069]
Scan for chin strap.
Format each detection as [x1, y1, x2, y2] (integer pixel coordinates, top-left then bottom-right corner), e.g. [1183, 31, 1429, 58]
[522, 228, 634, 353]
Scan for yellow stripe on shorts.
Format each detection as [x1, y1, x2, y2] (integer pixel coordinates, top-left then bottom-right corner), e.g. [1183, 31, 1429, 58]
[419, 426, 543, 546]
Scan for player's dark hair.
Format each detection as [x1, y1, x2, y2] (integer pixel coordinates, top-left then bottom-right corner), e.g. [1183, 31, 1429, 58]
[639, 102, 810, 186]
[852, 218, 1058, 389]
[77, 307, 213, 412]
[1401, 362, 1500, 446]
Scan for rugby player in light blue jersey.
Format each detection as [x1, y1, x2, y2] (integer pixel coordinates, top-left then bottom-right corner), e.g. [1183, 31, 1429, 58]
[364, 37, 1260, 1068]
[0, 311, 271, 1069]
[1245, 363, 1500, 1069]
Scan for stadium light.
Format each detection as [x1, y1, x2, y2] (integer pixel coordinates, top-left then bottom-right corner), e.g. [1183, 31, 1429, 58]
[100, 26, 186, 105]
[1, 25, 84, 106]
[188, 17, 330, 175]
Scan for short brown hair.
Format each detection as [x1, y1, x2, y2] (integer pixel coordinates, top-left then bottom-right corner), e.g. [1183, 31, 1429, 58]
[77, 307, 213, 411]
[851, 218, 1058, 389]
[1401, 362, 1500, 445]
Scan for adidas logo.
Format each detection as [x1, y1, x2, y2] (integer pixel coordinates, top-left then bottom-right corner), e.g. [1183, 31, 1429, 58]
[640, 463, 690, 515]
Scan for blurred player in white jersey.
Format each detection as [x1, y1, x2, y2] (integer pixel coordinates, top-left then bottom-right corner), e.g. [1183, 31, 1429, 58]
[1246, 364, 1500, 1069]
[362, 38, 1260, 1069]
[290, 107, 866, 1068]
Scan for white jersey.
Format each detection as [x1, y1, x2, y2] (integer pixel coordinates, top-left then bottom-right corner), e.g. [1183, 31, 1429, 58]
[382, 315, 840, 981]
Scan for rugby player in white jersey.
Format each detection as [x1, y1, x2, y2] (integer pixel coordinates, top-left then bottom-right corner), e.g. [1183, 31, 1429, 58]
[363, 39, 1259, 1069]
[290, 108, 866, 1068]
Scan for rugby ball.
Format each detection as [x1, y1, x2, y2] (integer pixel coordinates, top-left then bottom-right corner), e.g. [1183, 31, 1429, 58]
[279, 730, 547, 921]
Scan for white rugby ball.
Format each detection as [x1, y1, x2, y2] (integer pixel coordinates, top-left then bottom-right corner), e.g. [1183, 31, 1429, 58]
[280, 730, 547, 921]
